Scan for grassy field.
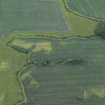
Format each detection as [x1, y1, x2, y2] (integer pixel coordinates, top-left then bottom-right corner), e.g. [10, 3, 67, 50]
[67, 0, 105, 21]
[16, 37, 105, 105]
[0, 37, 27, 105]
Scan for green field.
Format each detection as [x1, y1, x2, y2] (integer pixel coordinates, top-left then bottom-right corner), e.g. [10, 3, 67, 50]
[0, 0, 104, 105]
[0, 37, 27, 105]
[16, 37, 105, 105]
[3, 0, 97, 38]
[59, 0, 97, 36]
[67, 0, 105, 21]
[0, 0, 69, 36]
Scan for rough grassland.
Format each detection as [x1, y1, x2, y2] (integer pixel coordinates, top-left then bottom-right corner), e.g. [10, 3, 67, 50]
[0, 37, 27, 105]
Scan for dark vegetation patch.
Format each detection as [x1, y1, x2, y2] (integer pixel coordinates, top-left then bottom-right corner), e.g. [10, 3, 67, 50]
[9, 45, 30, 54]
[62, 58, 85, 65]
[29, 49, 86, 66]
[95, 22, 105, 39]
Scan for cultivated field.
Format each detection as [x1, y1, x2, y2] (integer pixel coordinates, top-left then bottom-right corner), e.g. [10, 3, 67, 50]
[67, 0, 105, 21]
[4, 0, 97, 38]
[18, 37, 105, 105]
[0, 0, 68, 36]
[0, 0, 104, 105]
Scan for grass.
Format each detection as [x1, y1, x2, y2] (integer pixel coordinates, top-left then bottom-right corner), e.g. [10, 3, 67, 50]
[0, 37, 27, 105]
[8, 37, 56, 54]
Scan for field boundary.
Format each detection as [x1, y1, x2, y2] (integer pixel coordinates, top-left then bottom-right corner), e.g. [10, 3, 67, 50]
[16, 66, 28, 105]
[9, 34, 95, 43]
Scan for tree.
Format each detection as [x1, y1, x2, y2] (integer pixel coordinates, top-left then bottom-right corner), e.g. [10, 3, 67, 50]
[95, 22, 105, 39]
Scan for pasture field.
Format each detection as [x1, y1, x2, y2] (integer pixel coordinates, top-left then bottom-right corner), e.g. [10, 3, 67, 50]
[0, 38, 27, 105]
[14, 37, 105, 105]
[67, 0, 105, 21]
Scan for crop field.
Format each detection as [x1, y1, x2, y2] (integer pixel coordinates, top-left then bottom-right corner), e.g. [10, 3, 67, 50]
[4, 0, 97, 38]
[15, 37, 105, 105]
[67, 0, 105, 21]
[0, 0, 69, 36]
